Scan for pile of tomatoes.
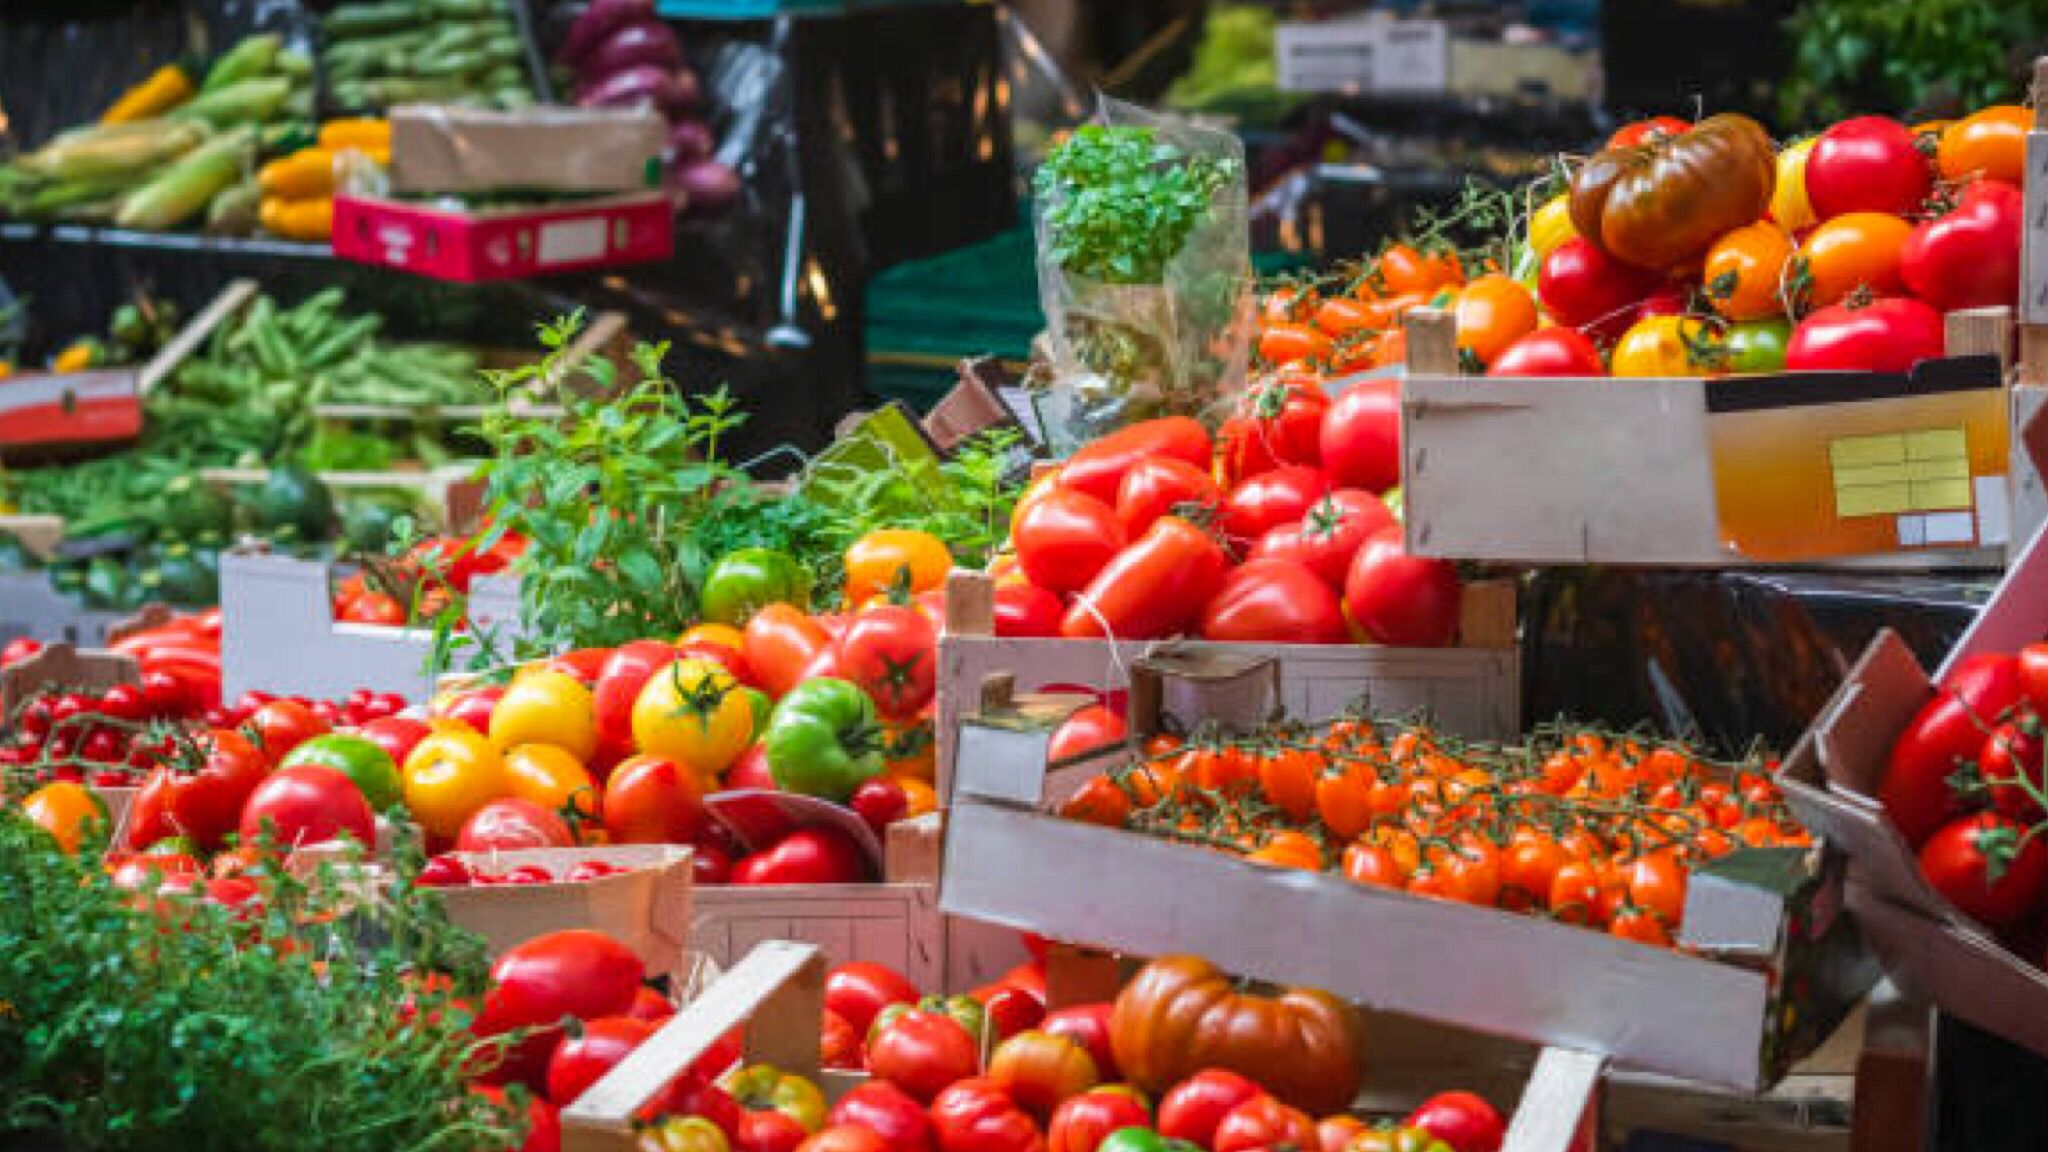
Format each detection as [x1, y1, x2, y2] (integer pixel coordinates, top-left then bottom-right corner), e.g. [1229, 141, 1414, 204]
[1060, 718, 1811, 950]
[1001, 407, 1461, 648]
[1879, 642, 2048, 953]
[1256, 102, 2026, 382]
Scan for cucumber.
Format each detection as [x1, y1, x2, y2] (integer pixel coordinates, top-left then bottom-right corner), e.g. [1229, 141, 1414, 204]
[323, 1, 426, 40]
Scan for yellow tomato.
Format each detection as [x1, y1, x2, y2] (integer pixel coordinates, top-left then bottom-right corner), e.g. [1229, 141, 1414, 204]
[402, 728, 508, 839]
[21, 781, 107, 854]
[881, 717, 936, 784]
[892, 774, 939, 817]
[1770, 140, 1816, 234]
[503, 743, 599, 822]
[844, 529, 953, 606]
[632, 658, 752, 778]
[488, 669, 597, 762]
[1528, 194, 1577, 261]
[1611, 315, 1716, 377]
[680, 623, 746, 652]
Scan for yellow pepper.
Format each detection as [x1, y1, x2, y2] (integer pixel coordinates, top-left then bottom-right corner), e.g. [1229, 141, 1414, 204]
[259, 148, 337, 200]
[101, 64, 195, 124]
[318, 118, 391, 152]
[51, 341, 99, 374]
[260, 196, 333, 242]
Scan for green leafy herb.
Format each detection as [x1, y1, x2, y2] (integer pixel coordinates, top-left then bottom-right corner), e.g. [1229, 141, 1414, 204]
[1036, 125, 1239, 285]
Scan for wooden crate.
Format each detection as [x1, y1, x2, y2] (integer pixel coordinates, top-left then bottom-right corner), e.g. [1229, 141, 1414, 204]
[1398, 308, 2019, 569]
[430, 844, 693, 977]
[935, 571, 1520, 799]
[558, 939, 1602, 1152]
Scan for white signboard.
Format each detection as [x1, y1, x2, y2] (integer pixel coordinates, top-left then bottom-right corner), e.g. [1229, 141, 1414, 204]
[1276, 18, 1450, 95]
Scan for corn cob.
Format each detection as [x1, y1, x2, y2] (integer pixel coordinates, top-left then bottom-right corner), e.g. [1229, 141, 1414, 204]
[100, 64, 195, 124]
[206, 178, 262, 236]
[18, 120, 209, 182]
[169, 77, 293, 129]
[115, 126, 255, 231]
[202, 34, 282, 92]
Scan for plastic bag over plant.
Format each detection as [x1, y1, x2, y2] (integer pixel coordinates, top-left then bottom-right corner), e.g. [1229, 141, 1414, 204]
[1030, 97, 1252, 452]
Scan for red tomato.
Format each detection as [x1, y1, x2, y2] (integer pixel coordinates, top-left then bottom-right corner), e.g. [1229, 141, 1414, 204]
[475, 1085, 561, 1152]
[822, 1007, 862, 1070]
[1786, 297, 1945, 375]
[2021, 642, 2048, 711]
[983, 986, 1047, 1041]
[1881, 653, 2025, 845]
[359, 716, 431, 770]
[993, 583, 1065, 639]
[237, 763, 374, 851]
[1014, 489, 1127, 596]
[545, 1015, 652, 1106]
[1900, 180, 2022, 313]
[744, 606, 833, 700]
[725, 744, 775, 791]
[626, 986, 676, 1023]
[867, 1009, 982, 1103]
[1537, 237, 1661, 342]
[731, 827, 870, 885]
[1343, 527, 1462, 647]
[1319, 378, 1401, 495]
[1213, 1094, 1319, 1152]
[1487, 327, 1606, 377]
[835, 606, 937, 719]
[247, 699, 329, 764]
[543, 647, 612, 685]
[1406, 1091, 1507, 1152]
[1606, 115, 1690, 149]
[602, 755, 711, 845]
[1805, 116, 1933, 221]
[1046, 707, 1126, 766]
[1977, 713, 2045, 822]
[458, 798, 575, 852]
[473, 929, 645, 1089]
[1249, 490, 1395, 591]
[1231, 374, 1330, 470]
[693, 843, 734, 884]
[1199, 559, 1350, 645]
[1157, 1069, 1263, 1147]
[1060, 517, 1230, 642]
[1220, 465, 1328, 549]
[738, 1111, 811, 1152]
[799, 1127, 893, 1152]
[1039, 1004, 1118, 1081]
[929, 1077, 1046, 1152]
[1, 636, 43, 666]
[1046, 1088, 1150, 1152]
[678, 639, 758, 691]
[1056, 417, 1213, 505]
[828, 1081, 935, 1152]
[849, 777, 909, 833]
[826, 961, 921, 1034]
[1920, 811, 2048, 930]
[1115, 457, 1220, 540]
[445, 687, 505, 735]
[593, 641, 679, 758]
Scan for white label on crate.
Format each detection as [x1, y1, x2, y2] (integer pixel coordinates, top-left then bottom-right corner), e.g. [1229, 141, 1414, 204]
[1276, 19, 1448, 94]
[538, 218, 606, 266]
[1977, 473, 2012, 547]
[2025, 133, 2048, 325]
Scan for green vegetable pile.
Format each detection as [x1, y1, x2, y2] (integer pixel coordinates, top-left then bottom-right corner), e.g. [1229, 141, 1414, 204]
[1036, 124, 1238, 286]
[323, 0, 537, 112]
[0, 816, 517, 1151]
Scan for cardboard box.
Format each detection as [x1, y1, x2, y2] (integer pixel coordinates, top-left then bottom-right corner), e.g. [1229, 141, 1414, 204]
[935, 570, 1520, 798]
[333, 192, 674, 283]
[1398, 308, 2019, 569]
[389, 105, 665, 196]
[431, 844, 693, 977]
[941, 657, 1872, 1092]
[0, 280, 255, 461]
[219, 550, 523, 703]
[1778, 412, 2048, 1060]
[0, 569, 148, 648]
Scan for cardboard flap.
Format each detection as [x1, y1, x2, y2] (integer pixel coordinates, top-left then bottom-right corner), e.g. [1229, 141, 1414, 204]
[0, 642, 139, 717]
[1846, 880, 2048, 1062]
[562, 941, 826, 1151]
[1813, 630, 1932, 798]
[952, 720, 1057, 805]
[1129, 649, 1281, 737]
[390, 105, 665, 196]
[1501, 1047, 1605, 1152]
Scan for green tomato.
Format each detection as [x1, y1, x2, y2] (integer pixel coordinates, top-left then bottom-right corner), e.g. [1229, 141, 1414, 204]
[764, 678, 884, 803]
[1098, 1130, 1200, 1152]
[700, 548, 810, 626]
[1723, 317, 1792, 374]
[280, 734, 403, 812]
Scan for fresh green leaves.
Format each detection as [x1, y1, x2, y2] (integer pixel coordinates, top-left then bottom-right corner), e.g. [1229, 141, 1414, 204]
[1035, 125, 1239, 286]
[1780, 0, 2046, 128]
[0, 818, 511, 1151]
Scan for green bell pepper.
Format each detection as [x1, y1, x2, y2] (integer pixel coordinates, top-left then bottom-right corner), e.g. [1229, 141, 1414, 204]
[764, 677, 883, 802]
[700, 547, 810, 625]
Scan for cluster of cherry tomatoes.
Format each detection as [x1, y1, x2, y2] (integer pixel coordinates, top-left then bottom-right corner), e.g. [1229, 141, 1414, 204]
[1255, 102, 2028, 382]
[4, 680, 196, 788]
[1061, 719, 1812, 950]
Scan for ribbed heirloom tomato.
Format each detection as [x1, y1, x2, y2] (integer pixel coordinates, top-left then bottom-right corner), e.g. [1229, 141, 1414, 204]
[1570, 113, 1775, 270]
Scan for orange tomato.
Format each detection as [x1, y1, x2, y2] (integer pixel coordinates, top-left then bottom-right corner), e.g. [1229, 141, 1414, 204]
[1609, 907, 1673, 947]
[844, 529, 953, 605]
[1341, 841, 1406, 887]
[893, 774, 939, 818]
[1795, 212, 1910, 308]
[1500, 831, 1567, 911]
[1258, 321, 1334, 367]
[1625, 851, 1688, 926]
[1376, 244, 1463, 296]
[1179, 745, 1256, 799]
[1703, 221, 1794, 321]
[1937, 105, 2028, 187]
[1310, 296, 1378, 338]
[21, 781, 108, 854]
[1453, 275, 1538, 367]
[679, 622, 746, 652]
[1061, 775, 1134, 828]
[502, 742, 599, 822]
[1257, 747, 1321, 824]
[1245, 830, 1323, 871]
[1547, 859, 1603, 924]
[1314, 766, 1375, 839]
[881, 717, 936, 783]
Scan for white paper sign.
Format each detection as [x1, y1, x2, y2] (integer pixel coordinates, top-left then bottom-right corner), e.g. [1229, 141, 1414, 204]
[1276, 18, 1449, 95]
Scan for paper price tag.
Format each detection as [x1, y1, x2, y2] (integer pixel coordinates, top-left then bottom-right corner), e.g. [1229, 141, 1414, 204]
[1276, 19, 1448, 95]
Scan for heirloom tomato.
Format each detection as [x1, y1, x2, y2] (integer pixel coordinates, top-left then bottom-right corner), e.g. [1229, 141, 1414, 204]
[1570, 113, 1775, 269]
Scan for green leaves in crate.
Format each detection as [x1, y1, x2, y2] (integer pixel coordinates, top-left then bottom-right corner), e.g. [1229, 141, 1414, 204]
[1035, 124, 1240, 286]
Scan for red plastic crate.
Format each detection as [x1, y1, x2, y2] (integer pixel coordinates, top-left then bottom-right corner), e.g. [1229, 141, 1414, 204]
[0, 369, 142, 452]
[333, 192, 674, 282]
